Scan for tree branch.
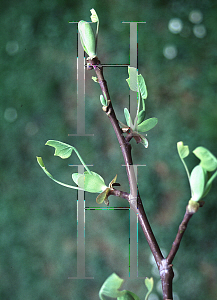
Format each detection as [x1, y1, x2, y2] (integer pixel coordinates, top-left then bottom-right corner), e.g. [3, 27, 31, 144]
[167, 208, 194, 265]
[87, 56, 164, 267]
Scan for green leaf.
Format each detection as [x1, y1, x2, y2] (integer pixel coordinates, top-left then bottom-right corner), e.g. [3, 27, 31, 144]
[46, 140, 92, 174]
[118, 291, 141, 300]
[46, 140, 73, 159]
[137, 117, 158, 132]
[203, 169, 217, 197]
[190, 165, 205, 201]
[36, 157, 83, 190]
[177, 141, 190, 159]
[71, 173, 83, 185]
[99, 273, 140, 300]
[124, 108, 133, 128]
[145, 277, 154, 300]
[78, 20, 96, 58]
[138, 74, 148, 100]
[126, 67, 138, 92]
[99, 273, 126, 300]
[193, 146, 217, 172]
[137, 110, 146, 125]
[76, 171, 107, 193]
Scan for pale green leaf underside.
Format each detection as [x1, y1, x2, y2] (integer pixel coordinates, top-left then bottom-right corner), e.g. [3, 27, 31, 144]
[36, 157, 83, 191]
[126, 67, 138, 92]
[190, 165, 205, 201]
[124, 108, 133, 127]
[137, 117, 158, 132]
[74, 171, 107, 193]
[193, 146, 217, 172]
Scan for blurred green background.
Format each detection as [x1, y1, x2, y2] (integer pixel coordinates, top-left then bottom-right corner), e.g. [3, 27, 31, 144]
[1, 0, 217, 299]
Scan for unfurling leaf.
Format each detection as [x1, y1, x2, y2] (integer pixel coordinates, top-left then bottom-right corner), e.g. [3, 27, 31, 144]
[36, 157, 83, 190]
[138, 74, 148, 100]
[177, 141, 190, 159]
[137, 117, 158, 132]
[144, 277, 154, 300]
[190, 165, 205, 201]
[193, 146, 217, 172]
[78, 20, 96, 58]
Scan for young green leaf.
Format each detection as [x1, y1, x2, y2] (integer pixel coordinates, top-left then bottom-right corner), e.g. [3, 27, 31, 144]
[137, 117, 158, 132]
[138, 74, 148, 100]
[36, 157, 84, 190]
[99, 273, 140, 300]
[193, 146, 217, 172]
[124, 108, 133, 128]
[126, 67, 138, 92]
[75, 171, 107, 193]
[90, 8, 99, 55]
[46, 140, 92, 174]
[177, 141, 190, 181]
[145, 277, 154, 300]
[46, 140, 74, 159]
[99, 273, 126, 300]
[190, 165, 205, 201]
[78, 20, 96, 58]
[177, 141, 190, 159]
[137, 110, 146, 125]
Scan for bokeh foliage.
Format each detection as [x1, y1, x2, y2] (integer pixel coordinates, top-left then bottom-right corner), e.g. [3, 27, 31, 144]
[1, 0, 217, 299]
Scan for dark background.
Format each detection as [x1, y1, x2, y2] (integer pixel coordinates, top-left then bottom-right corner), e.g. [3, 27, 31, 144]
[1, 0, 217, 299]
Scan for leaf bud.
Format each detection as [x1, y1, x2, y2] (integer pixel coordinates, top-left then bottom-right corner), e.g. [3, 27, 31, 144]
[78, 20, 96, 58]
